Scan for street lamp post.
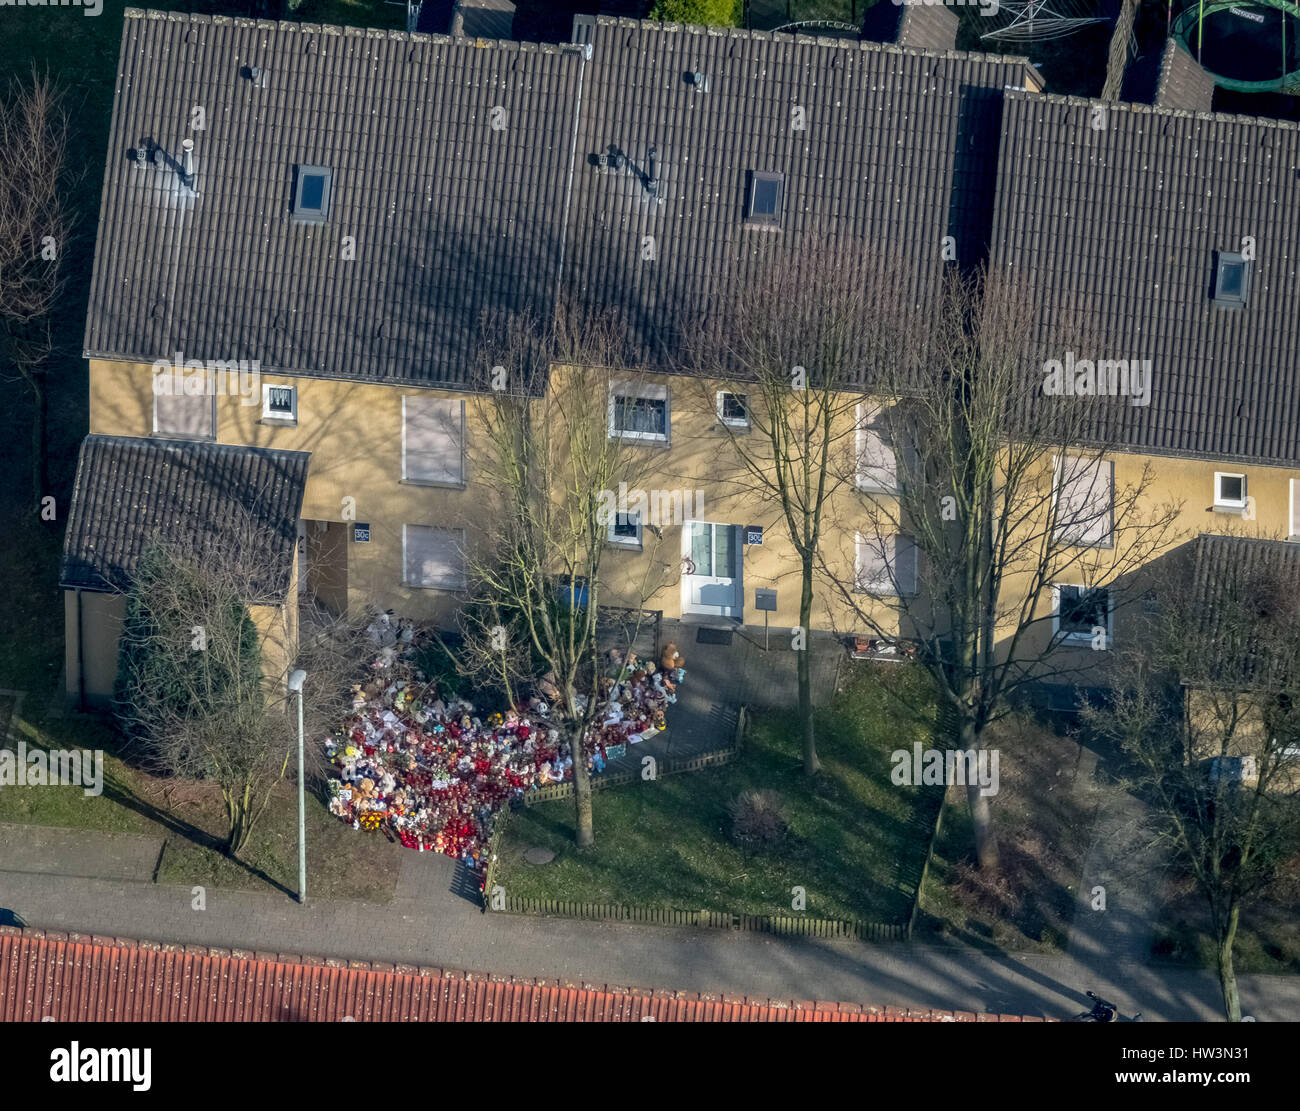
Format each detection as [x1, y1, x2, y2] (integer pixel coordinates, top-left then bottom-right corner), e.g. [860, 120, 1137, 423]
[288, 668, 307, 903]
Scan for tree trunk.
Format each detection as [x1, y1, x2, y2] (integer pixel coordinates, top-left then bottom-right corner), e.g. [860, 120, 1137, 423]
[30, 375, 46, 509]
[798, 561, 820, 777]
[1219, 905, 1242, 1021]
[225, 788, 251, 858]
[960, 717, 998, 871]
[570, 722, 595, 848]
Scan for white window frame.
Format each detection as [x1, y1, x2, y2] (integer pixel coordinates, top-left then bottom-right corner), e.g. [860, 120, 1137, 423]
[609, 381, 669, 443]
[152, 367, 217, 440]
[261, 382, 298, 424]
[716, 391, 750, 429]
[1290, 479, 1300, 540]
[607, 508, 643, 550]
[402, 395, 466, 488]
[856, 402, 898, 494]
[1052, 455, 1114, 549]
[1214, 471, 1247, 510]
[1052, 583, 1112, 647]
[855, 531, 918, 597]
[402, 525, 467, 591]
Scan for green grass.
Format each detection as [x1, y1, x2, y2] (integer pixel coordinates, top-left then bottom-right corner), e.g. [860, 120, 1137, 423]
[497, 664, 944, 924]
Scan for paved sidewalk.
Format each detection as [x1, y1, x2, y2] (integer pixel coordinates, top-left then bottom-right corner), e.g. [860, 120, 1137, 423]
[602, 619, 841, 772]
[1066, 748, 1171, 969]
[1, 849, 1297, 1021]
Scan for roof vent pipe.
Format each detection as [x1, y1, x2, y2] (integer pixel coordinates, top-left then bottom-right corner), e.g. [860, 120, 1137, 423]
[181, 139, 195, 190]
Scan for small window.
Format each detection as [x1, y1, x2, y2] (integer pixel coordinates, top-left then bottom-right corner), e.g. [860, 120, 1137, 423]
[609, 382, 669, 442]
[262, 383, 297, 423]
[745, 171, 783, 226]
[1214, 472, 1246, 509]
[608, 510, 642, 549]
[717, 391, 749, 428]
[1212, 251, 1250, 308]
[292, 164, 332, 223]
[1055, 584, 1110, 645]
[403, 525, 466, 590]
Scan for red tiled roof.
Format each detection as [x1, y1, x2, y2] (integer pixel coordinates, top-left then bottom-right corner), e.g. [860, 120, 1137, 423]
[0, 927, 1046, 1022]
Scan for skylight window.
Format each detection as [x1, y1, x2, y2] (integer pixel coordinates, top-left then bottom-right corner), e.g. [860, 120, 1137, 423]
[745, 171, 783, 227]
[292, 165, 332, 223]
[1212, 251, 1250, 308]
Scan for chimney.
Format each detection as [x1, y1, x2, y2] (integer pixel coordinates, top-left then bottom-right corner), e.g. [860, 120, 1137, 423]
[181, 138, 195, 191]
[645, 144, 658, 197]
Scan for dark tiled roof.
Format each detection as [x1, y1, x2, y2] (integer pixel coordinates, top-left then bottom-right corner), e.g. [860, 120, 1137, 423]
[86, 11, 584, 388]
[86, 10, 1033, 388]
[60, 435, 309, 596]
[0, 929, 1050, 1021]
[991, 92, 1300, 467]
[566, 19, 1032, 370]
[1189, 533, 1300, 681]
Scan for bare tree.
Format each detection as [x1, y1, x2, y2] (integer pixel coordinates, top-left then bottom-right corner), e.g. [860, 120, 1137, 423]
[1084, 547, 1300, 1021]
[821, 266, 1181, 871]
[462, 306, 675, 847]
[683, 239, 913, 776]
[115, 519, 312, 858]
[0, 71, 74, 503]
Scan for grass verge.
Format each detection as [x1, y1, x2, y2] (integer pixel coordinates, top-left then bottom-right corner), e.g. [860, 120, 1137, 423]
[496, 663, 943, 924]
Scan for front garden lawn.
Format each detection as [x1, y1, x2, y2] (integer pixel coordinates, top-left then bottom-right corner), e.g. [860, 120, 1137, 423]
[496, 663, 944, 924]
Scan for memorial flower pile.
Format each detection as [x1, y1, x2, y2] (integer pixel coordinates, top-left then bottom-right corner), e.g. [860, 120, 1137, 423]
[324, 617, 686, 890]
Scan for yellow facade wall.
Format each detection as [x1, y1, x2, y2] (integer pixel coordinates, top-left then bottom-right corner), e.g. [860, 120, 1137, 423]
[86, 358, 1300, 662]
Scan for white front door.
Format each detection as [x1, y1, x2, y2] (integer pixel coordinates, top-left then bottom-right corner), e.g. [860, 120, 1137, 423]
[682, 521, 742, 618]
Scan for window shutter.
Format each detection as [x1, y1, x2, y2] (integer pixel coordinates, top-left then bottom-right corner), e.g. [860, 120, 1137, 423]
[404, 396, 464, 485]
[156, 372, 214, 438]
[1291, 479, 1300, 539]
[1054, 456, 1113, 546]
[404, 525, 465, 589]
[856, 532, 915, 595]
[856, 402, 897, 491]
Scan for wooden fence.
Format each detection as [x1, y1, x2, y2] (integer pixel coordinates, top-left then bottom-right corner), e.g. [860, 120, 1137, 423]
[489, 897, 906, 941]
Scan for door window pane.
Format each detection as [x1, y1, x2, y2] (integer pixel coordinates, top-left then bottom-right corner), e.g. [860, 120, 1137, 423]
[690, 522, 712, 575]
[714, 525, 734, 578]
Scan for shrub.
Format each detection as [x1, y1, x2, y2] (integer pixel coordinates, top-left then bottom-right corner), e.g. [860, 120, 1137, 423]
[728, 788, 788, 847]
[649, 0, 742, 28]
